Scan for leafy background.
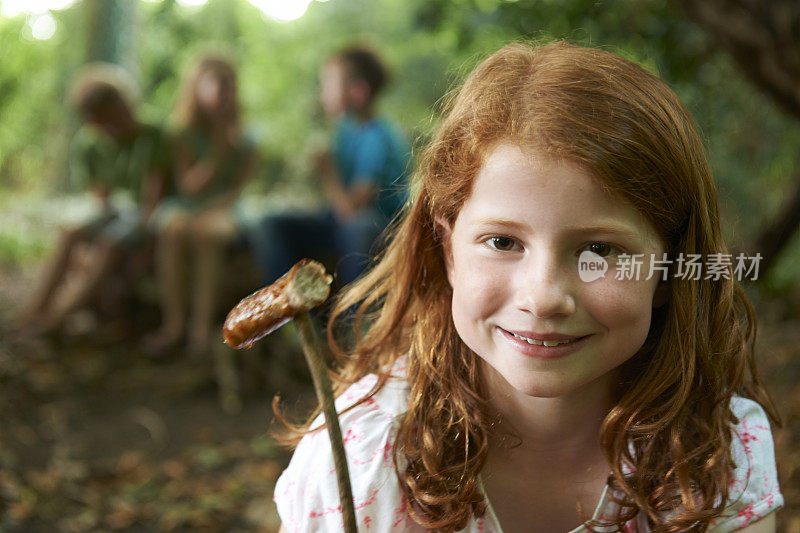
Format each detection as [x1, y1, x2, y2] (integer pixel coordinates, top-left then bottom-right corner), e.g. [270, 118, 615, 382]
[2, 0, 800, 285]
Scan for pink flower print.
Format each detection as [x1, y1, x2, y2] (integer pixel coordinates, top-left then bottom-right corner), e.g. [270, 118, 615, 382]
[306, 489, 380, 519]
[354, 488, 379, 511]
[728, 475, 742, 491]
[739, 430, 757, 446]
[337, 441, 394, 472]
[361, 396, 377, 407]
[308, 504, 343, 519]
[364, 514, 372, 531]
[391, 358, 407, 376]
[736, 416, 765, 460]
[392, 494, 416, 528]
[381, 440, 395, 468]
[737, 504, 756, 522]
[342, 426, 363, 446]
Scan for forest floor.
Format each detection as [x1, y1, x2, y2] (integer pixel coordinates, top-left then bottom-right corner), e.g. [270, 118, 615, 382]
[0, 260, 798, 532]
[0, 259, 318, 533]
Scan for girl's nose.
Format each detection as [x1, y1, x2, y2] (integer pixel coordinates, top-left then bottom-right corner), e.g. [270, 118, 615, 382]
[514, 254, 577, 318]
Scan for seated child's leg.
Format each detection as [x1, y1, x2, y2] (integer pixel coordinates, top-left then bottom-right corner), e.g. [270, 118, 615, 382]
[247, 211, 336, 284]
[145, 214, 192, 353]
[46, 209, 146, 328]
[186, 209, 237, 355]
[332, 208, 386, 285]
[18, 226, 91, 325]
[40, 238, 122, 332]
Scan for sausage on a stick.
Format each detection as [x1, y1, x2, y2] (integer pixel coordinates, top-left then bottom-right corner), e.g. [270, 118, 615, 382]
[222, 259, 356, 533]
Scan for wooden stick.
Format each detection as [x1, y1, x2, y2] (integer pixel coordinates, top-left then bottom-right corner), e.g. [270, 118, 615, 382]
[222, 259, 356, 532]
[293, 311, 357, 533]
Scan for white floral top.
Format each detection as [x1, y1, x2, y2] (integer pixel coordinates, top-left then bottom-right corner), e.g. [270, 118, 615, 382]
[274, 358, 783, 532]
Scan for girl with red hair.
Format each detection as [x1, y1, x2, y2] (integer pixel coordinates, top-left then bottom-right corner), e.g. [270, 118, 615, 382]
[274, 40, 782, 532]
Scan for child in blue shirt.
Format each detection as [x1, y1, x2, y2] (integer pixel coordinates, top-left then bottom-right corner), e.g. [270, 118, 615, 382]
[250, 46, 410, 285]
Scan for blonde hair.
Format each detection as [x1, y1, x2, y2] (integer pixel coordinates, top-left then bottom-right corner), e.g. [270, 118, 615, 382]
[276, 39, 780, 532]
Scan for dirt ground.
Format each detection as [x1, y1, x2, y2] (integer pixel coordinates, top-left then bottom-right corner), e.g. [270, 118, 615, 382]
[0, 262, 317, 532]
[0, 263, 798, 532]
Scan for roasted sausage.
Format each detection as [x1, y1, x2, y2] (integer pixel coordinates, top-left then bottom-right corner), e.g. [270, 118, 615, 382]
[222, 258, 333, 349]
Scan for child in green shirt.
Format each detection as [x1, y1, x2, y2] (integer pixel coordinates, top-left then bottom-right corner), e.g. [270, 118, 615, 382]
[16, 64, 169, 336]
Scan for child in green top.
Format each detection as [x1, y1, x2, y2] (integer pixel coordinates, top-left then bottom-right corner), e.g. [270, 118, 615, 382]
[144, 54, 258, 357]
[16, 64, 169, 335]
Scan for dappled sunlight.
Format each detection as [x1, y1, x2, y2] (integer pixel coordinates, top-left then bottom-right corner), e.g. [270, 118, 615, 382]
[0, 0, 77, 17]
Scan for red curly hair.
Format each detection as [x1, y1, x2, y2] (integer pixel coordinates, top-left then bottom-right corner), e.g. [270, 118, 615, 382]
[275, 39, 780, 532]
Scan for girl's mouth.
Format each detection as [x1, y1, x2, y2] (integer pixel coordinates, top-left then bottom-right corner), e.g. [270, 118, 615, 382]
[499, 328, 592, 359]
[507, 331, 589, 346]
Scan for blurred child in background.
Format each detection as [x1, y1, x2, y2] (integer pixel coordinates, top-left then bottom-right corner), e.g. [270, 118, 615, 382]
[144, 54, 258, 357]
[249, 45, 410, 286]
[15, 64, 169, 336]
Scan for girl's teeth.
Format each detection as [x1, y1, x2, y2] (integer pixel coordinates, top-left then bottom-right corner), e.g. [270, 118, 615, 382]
[511, 332, 579, 346]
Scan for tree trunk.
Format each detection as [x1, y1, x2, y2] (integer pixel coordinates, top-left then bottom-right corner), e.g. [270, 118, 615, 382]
[752, 173, 800, 276]
[673, 0, 800, 276]
[84, 0, 136, 66]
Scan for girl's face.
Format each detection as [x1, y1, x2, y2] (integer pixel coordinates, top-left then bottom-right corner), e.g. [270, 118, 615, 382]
[440, 142, 667, 399]
[196, 70, 224, 113]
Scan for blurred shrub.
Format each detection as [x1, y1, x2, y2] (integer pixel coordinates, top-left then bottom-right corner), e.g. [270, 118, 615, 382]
[0, 0, 798, 282]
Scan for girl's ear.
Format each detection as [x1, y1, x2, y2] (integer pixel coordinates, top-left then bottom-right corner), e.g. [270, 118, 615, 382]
[434, 216, 455, 287]
[652, 280, 670, 308]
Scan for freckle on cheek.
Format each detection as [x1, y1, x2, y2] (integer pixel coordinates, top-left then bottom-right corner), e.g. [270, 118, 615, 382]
[591, 287, 651, 326]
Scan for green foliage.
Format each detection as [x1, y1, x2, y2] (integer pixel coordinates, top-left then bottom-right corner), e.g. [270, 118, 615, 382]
[0, 0, 798, 281]
[0, 231, 49, 267]
[0, 8, 84, 191]
[0, 191, 63, 267]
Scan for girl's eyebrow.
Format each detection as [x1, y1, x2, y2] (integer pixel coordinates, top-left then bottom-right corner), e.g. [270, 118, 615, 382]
[471, 217, 641, 240]
[470, 217, 529, 232]
[562, 224, 641, 241]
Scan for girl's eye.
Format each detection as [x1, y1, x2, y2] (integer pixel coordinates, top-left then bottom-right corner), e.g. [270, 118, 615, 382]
[583, 242, 621, 257]
[486, 236, 519, 252]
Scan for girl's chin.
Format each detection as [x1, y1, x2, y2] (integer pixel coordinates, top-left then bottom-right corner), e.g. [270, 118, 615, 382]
[477, 358, 576, 398]
[505, 379, 576, 399]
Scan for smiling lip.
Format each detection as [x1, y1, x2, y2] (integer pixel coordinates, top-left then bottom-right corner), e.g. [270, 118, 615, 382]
[505, 330, 586, 342]
[499, 327, 592, 359]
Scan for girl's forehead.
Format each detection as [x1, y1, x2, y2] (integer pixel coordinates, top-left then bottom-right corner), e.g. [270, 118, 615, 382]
[480, 141, 582, 174]
[463, 142, 663, 248]
[472, 143, 594, 198]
